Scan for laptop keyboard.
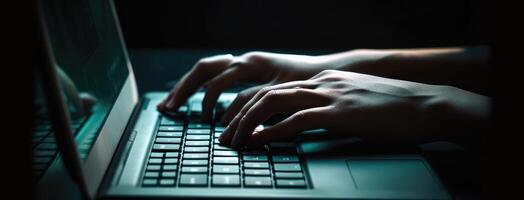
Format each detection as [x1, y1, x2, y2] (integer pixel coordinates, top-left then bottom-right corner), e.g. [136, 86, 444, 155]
[141, 104, 309, 188]
[32, 117, 86, 180]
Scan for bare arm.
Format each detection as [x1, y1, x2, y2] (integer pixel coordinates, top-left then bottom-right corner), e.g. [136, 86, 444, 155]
[319, 46, 491, 95]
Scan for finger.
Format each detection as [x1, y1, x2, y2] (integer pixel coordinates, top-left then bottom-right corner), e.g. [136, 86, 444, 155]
[201, 66, 247, 122]
[159, 54, 234, 112]
[219, 80, 315, 145]
[56, 67, 84, 115]
[247, 106, 333, 147]
[157, 72, 190, 112]
[230, 88, 331, 148]
[233, 80, 317, 121]
[220, 84, 268, 124]
[79, 93, 98, 114]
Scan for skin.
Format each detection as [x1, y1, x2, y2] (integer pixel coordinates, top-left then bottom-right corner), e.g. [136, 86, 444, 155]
[157, 47, 491, 149]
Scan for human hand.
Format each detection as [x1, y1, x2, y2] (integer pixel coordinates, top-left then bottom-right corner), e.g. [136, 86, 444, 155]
[157, 52, 331, 122]
[218, 70, 491, 149]
[56, 67, 97, 117]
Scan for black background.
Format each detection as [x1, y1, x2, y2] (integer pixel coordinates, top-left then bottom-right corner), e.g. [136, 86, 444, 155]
[115, 0, 489, 49]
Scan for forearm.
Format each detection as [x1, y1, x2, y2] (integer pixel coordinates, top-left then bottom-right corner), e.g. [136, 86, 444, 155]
[319, 46, 491, 95]
[423, 85, 491, 150]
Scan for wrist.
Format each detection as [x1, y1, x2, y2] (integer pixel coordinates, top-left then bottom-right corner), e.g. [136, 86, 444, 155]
[422, 85, 491, 144]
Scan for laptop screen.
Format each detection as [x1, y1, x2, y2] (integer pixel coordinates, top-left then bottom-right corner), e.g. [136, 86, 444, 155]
[40, 0, 129, 160]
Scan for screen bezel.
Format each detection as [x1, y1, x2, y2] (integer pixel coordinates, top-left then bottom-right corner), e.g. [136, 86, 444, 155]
[80, 0, 139, 197]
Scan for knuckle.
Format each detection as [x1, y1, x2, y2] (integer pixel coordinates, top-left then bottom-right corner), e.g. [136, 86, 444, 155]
[293, 88, 312, 96]
[291, 110, 309, 122]
[263, 90, 281, 102]
[242, 51, 269, 64]
[258, 86, 273, 95]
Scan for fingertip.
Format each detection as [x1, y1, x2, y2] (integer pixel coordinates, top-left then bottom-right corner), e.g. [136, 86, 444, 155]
[156, 101, 166, 111]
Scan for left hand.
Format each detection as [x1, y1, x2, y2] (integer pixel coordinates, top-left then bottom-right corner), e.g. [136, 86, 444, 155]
[219, 70, 490, 149]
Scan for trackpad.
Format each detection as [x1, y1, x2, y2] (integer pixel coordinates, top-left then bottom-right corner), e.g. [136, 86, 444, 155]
[346, 159, 440, 191]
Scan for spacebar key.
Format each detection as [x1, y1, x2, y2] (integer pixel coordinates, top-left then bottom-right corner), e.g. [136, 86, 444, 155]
[153, 144, 180, 151]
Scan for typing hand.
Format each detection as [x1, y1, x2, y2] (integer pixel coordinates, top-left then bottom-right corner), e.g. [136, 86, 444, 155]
[218, 70, 491, 149]
[157, 52, 331, 122]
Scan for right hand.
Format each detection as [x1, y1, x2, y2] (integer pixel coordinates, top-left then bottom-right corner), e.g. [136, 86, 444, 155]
[157, 51, 331, 122]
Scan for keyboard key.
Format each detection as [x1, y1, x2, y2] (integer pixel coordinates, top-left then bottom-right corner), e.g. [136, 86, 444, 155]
[153, 144, 180, 152]
[242, 150, 267, 155]
[272, 155, 299, 163]
[142, 179, 157, 186]
[213, 165, 239, 174]
[148, 158, 162, 164]
[155, 138, 181, 144]
[34, 150, 56, 157]
[186, 135, 210, 140]
[214, 126, 226, 132]
[179, 174, 207, 186]
[159, 179, 175, 186]
[162, 172, 177, 178]
[164, 158, 178, 164]
[165, 152, 179, 158]
[182, 167, 208, 173]
[190, 102, 203, 113]
[244, 162, 269, 169]
[243, 155, 268, 161]
[188, 123, 211, 129]
[33, 156, 53, 164]
[144, 172, 160, 178]
[182, 160, 208, 166]
[213, 157, 239, 164]
[274, 172, 304, 179]
[184, 147, 209, 153]
[244, 169, 270, 176]
[212, 175, 240, 186]
[158, 126, 184, 132]
[160, 117, 184, 125]
[34, 131, 49, 137]
[214, 138, 220, 143]
[185, 141, 209, 146]
[244, 177, 272, 187]
[146, 165, 161, 171]
[150, 152, 164, 158]
[273, 163, 302, 172]
[32, 136, 44, 145]
[43, 137, 56, 143]
[213, 150, 239, 156]
[214, 144, 234, 150]
[214, 132, 222, 138]
[184, 153, 209, 159]
[187, 129, 211, 134]
[163, 165, 178, 171]
[157, 132, 182, 137]
[276, 179, 306, 188]
[35, 124, 52, 131]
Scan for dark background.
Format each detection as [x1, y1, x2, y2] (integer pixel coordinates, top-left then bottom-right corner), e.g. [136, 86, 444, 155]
[114, 0, 489, 94]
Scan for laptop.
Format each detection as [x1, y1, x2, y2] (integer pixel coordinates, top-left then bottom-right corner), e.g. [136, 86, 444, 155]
[33, 0, 451, 199]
